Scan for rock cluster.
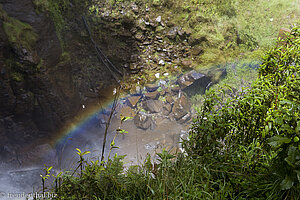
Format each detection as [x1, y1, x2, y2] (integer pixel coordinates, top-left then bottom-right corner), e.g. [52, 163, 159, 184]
[94, 2, 200, 86]
[116, 70, 211, 130]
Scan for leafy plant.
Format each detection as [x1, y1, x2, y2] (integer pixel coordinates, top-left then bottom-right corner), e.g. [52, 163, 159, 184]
[40, 165, 53, 193]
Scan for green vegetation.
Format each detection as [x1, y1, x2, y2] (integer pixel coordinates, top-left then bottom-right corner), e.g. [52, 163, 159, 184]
[41, 26, 299, 199]
[32, 0, 70, 43]
[0, 6, 37, 51]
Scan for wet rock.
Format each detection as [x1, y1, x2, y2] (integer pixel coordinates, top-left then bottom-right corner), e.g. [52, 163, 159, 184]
[188, 35, 208, 46]
[145, 84, 159, 92]
[127, 95, 141, 107]
[171, 86, 180, 93]
[172, 95, 190, 120]
[159, 60, 165, 66]
[135, 33, 144, 41]
[145, 91, 160, 100]
[191, 47, 203, 56]
[119, 106, 135, 118]
[155, 16, 162, 23]
[134, 112, 152, 130]
[160, 89, 166, 96]
[143, 40, 152, 45]
[165, 95, 174, 104]
[131, 3, 139, 13]
[178, 70, 212, 96]
[22, 143, 57, 166]
[181, 60, 193, 69]
[178, 75, 193, 89]
[8, 168, 52, 191]
[178, 112, 191, 124]
[162, 103, 172, 116]
[145, 141, 160, 150]
[143, 100, 162, 113]
[167, 26, 178, 39]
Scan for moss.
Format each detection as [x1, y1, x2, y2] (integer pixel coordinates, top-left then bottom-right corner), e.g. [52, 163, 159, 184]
[1, 6, 37, 51]
[10, 71, 24, 82]
[32, 0, 69, 45]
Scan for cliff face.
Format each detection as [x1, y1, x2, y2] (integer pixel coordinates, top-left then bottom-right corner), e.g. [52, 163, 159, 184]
[0, 0, 137, 164]
[0, 0, 75, 161]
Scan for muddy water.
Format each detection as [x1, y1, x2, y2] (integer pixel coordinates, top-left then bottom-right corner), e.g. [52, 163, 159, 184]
[57, 108, 189, 169]
[110, 115, 189, 166]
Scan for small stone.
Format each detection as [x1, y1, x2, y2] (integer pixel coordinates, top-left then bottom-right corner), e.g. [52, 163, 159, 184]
[171, 86, 180, 93]
[145, 91, 160, 100]
[134, 113, 152, 130]
[159, 80, 167, 86]
[119, 106, 136, 118]
[143, 100, 162, 113]
[179, 80, 193, 89]
[155, 73, 160, 78]
[181, 60, 193, 69]
[156, 16, 162, 23]
[135, 33, 144, 41]
[167, 26, 178, 39]
[159, 60, 165, 65]
[143, 41, 152, 45]
[145, 84, 159, 92]
[178, 113, 191, 124]
[172, 95, 190, 120]
[131, 3, 139, 13]
[162, 103, 172, 116]
[165, 96, 174, 105]
[127, 95, 141, 107]
[191, 47, 203, 56]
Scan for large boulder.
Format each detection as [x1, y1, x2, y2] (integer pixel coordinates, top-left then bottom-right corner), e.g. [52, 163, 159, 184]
[177, 70, 212, 96]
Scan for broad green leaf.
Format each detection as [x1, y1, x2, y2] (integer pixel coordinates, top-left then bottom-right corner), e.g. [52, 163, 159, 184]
[82, 151, 91, 156]
[294, 170, 300, 182]
[268, 136, 291, 148]
[280, 175, 294, 190]
[284, 146, 299, 167]
[76, 148, 81, 154]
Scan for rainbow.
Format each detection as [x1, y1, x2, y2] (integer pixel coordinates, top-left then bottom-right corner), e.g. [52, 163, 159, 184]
[50, 86, 117, 150]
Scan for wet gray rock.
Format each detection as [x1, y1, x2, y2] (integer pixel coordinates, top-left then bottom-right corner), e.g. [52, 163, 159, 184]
[143, 100, 162, 113]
